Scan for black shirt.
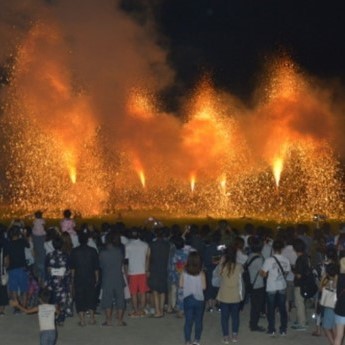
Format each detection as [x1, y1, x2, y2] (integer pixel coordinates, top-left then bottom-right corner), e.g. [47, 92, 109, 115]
[335, 273, 345, 317]
[294, 254, 310, 287]
[70, 245, 99, 286]
[7, 238, 29, 270]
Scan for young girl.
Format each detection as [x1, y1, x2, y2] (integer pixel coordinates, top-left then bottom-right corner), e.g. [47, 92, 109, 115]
[180, 251, 206, 345]
[320, 263, 338, 344]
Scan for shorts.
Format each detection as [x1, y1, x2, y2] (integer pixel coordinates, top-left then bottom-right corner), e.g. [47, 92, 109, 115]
[128, 274, 148, 295]
[8, 268, 29, 293]
[335, 313, 345, 325]
[101, 286, 125, 310]
[74, 284, 97, 313]
[323, 307, 335, 329]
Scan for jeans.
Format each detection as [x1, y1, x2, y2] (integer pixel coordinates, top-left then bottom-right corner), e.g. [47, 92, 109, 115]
[266, 290, 288, 333]
[40, 330, 57, 345]
[250, 287, 265, 329]
[220, 302, 240, 337]
[183, 295, 205, 342]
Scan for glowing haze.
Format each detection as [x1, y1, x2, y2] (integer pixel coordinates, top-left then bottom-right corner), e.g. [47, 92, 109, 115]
[0, 1, 344, 220]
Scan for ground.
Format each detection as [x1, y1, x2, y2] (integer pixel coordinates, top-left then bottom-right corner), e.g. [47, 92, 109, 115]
[0, 303, 328, 345]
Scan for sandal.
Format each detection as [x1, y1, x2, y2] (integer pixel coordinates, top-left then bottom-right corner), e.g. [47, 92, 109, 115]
[88, 319, 97, 325]
[101, 322, 112, 327]
[117, 321, 127, 326]
[78, 321, 86, 327]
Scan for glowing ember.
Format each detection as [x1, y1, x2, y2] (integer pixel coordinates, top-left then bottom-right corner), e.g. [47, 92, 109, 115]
[139, 170, 146, 189]
[272, 157, 284, 187]
[220, 175, 227, 192]
[190, 174, 196, 193]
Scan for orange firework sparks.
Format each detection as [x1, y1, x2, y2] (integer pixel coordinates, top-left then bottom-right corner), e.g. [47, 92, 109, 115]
[127, 88, 155, 120]
[272, 157, 284, 187]
[63, 150, 77, 184]
[139, 170, 146, 189]
[220, 175, 227, 192]
[190, 174, 196, 193]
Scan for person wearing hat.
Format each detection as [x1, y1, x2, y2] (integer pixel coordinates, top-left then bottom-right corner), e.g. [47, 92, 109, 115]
[334, 254, 345, 345]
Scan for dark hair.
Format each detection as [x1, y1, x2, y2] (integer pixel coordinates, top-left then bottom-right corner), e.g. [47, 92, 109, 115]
[250, 237, 263, 253]
[222, 245, 237, 276]
[106, 231, 122, 247]
[325, 263, 338, 278]
[63, 209, 72, 219]
[39, 288, 51, 304]
[78, 229, 89, 245]
[8, 226, 22, 240]
[61, 232, 73, 254]
[34, 210, 43, 219]
[52, 236, 64, 251]
[185, 251, 202, 276]
[292, 238, 306, 254]
[234, 236, 245, 250]
[272, 240, 284, 253]
[173, 236, 185, 250]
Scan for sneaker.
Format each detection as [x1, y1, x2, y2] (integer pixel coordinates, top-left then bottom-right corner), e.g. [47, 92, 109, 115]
[291, 324, 307, 331]
[251, 326, 266, 332]
[207, 307, 214, 312]
[280, 332, 287, 336]
[192, 341, 200, 345]
[231, 335, 238, 343]
[267, 331, 275, 337]
[222, 336, 230, 344]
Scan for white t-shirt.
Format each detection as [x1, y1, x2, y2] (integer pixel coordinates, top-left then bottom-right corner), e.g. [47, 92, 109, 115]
[262, 254, 291, 292]
[38, 304, 56, 331]
[236, 250, 248, 265]
[125, 239, 149, 275]
[281, 245, 297, 282]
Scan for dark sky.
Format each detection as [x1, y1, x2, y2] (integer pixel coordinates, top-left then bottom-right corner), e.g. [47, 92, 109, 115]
[134, 0, 345, 102]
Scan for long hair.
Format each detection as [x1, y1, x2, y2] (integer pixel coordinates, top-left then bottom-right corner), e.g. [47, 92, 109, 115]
[185, 251, 202, 276]
[221, 245, 237, 276]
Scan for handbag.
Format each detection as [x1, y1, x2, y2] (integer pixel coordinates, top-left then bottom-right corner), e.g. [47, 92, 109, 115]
[0, 248, 8, 286]
[320, 287, 337, 308]
[211, 263, 221, 288]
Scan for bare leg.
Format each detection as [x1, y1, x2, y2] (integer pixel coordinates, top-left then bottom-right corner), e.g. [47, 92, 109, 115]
[104, 308, 113, 325]
[89, 310, 96, 324]
[131, 293, 138, 314]
[153, 291, 160, 316]
[159, 293, 165, 316]
[334, 324, 344, 345]
[117, 309, 126, 325]
[138, 292, 146, 314]
[323, 328, 335, 345]
[78, 311, 86, 326]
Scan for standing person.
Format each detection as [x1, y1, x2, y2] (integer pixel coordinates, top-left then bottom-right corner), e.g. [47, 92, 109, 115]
[99, 231, 126, 326]
[125, 227, 150, 317]
[11, 289, 57, 345]
[291, 238, 309, 331]
[217, 246, 244, 344]
[0, 224, 9, 315]
[247, 237, 265, 332]
[70, 229, 99, 326]
[148, 227, 170, 318]
[45, 236, 72, 326]
[320, 263, 338, 344]
[334, 254, 345, 345]
[260, 240, 291, 336]
[180, 251, 206, 345]
[202, 231, 221, 313]
[32, 210, 46, 284]
[6, 226, 30, 312]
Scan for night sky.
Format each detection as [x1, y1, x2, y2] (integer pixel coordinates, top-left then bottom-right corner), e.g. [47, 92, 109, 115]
[124, 0, 345, 103]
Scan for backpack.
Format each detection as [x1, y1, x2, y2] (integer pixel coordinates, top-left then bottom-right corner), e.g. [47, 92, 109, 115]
[300, 267, 318, 299]
[242, 255, 261, 295]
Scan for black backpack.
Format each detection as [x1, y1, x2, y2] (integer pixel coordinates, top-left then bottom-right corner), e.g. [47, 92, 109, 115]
[243, 255, 261, 295]
[300, 269, 318, 299]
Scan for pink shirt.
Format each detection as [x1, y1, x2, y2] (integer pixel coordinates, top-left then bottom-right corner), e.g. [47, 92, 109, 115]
[32, 218, 46, 236]
[60, 218, 76, 236]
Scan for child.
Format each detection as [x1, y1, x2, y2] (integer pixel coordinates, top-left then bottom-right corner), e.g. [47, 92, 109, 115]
[11, 289, 57, 345]
[179, 251, 206, 345]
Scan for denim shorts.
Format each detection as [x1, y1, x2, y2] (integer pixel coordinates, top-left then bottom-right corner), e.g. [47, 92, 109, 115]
[335, 313, 345, 325]
[8, 268, 28, 293]
[323, 307, 335, 329]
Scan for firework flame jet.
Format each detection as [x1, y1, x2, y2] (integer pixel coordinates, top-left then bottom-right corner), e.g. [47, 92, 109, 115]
[190, 173, 196, 192]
